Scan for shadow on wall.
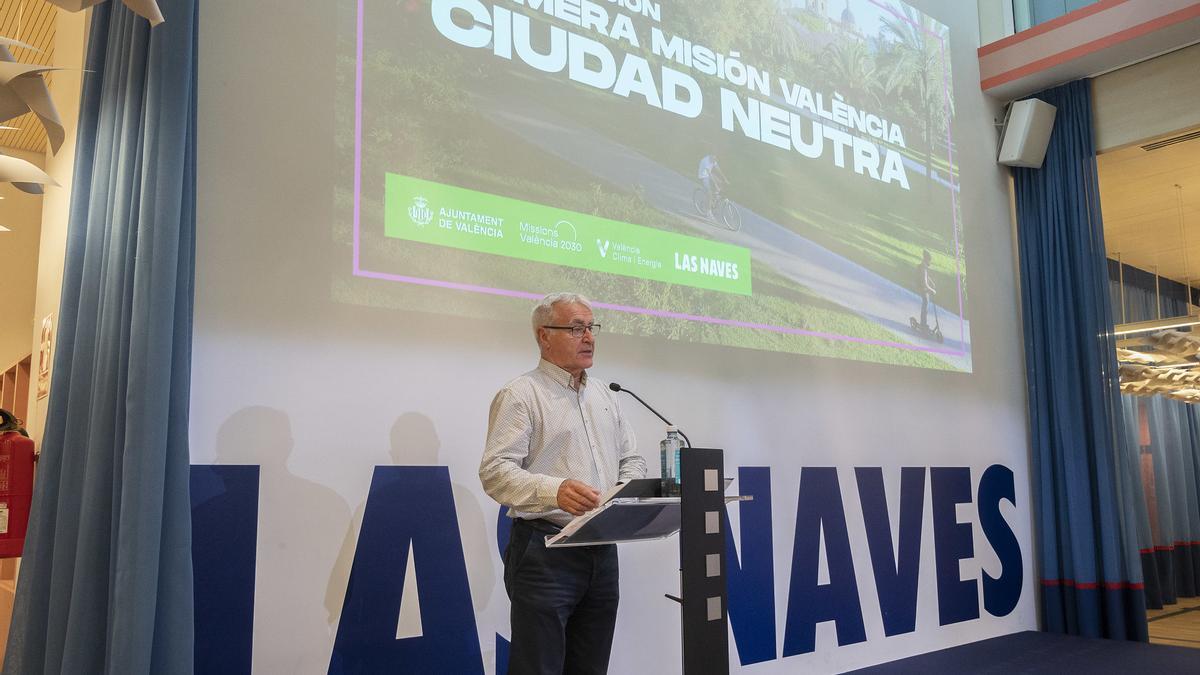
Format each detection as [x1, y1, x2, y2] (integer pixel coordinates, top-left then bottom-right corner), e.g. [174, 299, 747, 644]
[325, 412, 495, 630]
[216, 406, 352, 675]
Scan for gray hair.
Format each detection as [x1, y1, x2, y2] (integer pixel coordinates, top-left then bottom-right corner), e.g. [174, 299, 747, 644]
[531, 292, 592, 340]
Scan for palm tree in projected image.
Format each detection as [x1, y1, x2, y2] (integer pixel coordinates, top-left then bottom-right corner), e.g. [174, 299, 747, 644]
[818, 39, 876, 113]
[671, 0, 814, 80]
[878, 3, 953, 202]
[866, 44, 914, 118]
[751, 3, 812, 78]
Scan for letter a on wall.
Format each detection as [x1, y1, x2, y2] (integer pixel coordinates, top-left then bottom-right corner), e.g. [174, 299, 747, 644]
[329, 466, 483, 674]
[783, 467, 867, 656]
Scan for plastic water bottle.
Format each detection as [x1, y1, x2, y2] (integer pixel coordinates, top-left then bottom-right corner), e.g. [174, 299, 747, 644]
[660, 426, 683, 497]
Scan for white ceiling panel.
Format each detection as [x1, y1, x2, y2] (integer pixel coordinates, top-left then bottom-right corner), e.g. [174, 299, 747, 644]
[1101, 126, 1200, 289]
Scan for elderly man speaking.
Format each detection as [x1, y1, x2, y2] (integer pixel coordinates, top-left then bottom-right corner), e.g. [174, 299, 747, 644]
[480, 292, 647, 675]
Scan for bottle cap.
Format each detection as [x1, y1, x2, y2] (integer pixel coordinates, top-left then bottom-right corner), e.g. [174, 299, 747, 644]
[665, 425, 678, 433]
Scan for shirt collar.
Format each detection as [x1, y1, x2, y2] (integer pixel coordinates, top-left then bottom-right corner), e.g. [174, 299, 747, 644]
[538, 359, 587, 390]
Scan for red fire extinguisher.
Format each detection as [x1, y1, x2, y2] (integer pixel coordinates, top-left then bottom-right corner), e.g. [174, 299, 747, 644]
[0, 409, 36, 558]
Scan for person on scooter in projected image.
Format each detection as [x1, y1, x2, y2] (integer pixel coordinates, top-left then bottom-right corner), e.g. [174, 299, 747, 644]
[917, 249, 937, 331]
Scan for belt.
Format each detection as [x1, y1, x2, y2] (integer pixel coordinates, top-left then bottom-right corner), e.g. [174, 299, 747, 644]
[514, 517, 564, 535]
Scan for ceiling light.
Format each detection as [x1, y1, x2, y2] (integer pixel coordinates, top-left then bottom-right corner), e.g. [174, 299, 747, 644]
[1112, 316, 1200, 336]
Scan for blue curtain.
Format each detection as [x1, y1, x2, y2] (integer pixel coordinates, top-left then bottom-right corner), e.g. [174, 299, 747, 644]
[1107, 258, 1190, 324]
[1117, 397, 1160, 602]
[1013, 79, 1148, 641]
[1131, 397, 1200, 607]
[3, 2, 198, 674]
[1108, 259, 1200, 608]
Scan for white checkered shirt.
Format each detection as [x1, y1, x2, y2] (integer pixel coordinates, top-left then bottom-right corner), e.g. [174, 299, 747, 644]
[480, 359, 647, 526]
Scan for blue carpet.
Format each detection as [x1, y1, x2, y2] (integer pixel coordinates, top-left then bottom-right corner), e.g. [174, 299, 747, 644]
[845, 631, 1198, 674]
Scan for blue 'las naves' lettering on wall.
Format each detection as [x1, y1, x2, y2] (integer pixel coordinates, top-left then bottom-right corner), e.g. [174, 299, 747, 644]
[190, 464, 1022, 673]
[328, 466, 484, 674]
[724, 468, 776, 665]
[192, 465, 259, 675]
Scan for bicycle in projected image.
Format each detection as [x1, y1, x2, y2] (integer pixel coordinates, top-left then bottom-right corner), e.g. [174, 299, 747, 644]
[693, 183, 742, 232]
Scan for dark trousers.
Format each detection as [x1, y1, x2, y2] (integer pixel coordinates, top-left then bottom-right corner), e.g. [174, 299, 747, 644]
[504, 518, 619, 675]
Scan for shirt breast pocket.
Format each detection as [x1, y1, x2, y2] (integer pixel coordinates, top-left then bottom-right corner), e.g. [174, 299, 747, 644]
[596, 403, 622, 437]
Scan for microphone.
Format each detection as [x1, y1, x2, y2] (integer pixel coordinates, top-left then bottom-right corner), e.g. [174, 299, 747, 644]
[608, 382, 692, 448]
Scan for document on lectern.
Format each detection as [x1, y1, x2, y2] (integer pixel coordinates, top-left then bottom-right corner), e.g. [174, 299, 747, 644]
[545, 479, 679, 548]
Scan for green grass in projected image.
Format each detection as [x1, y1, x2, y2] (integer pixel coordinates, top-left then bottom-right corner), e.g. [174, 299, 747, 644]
[333, 0, 970, 372]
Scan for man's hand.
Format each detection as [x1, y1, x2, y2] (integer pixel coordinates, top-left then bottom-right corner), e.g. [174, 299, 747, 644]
[557, 479, 601, 516]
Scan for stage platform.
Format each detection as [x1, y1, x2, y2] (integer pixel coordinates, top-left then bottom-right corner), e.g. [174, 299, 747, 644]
[846, 630, 1197, 674]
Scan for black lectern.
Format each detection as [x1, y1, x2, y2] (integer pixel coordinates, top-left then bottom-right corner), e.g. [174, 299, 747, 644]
[545, 449, 745, 675]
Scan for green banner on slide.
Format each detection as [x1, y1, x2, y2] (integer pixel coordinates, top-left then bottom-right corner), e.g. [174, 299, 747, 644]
[385, 173, 752, 295]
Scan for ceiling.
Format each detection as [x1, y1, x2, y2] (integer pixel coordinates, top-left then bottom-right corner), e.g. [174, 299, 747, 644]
[0, 0, 57, 154]
[1100, 127, 1200, 290]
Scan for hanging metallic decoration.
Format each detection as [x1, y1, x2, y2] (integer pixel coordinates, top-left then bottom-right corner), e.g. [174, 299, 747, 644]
[0, 151, 59, 193]
[0, 42, 64, 154]
[43, 0, 164, 26]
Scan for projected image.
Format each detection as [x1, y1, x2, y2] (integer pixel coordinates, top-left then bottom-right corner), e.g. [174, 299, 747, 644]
[335, 0, 970, 371]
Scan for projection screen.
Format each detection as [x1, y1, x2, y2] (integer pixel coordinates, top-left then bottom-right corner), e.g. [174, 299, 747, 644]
[335, 0, 971, 371]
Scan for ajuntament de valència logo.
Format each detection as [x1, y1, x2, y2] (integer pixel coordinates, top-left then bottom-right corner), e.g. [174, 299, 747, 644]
[409, 196, 433, 226]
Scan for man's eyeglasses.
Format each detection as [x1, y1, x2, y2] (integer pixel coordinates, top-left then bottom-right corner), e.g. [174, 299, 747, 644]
[542, 323, 601, 338]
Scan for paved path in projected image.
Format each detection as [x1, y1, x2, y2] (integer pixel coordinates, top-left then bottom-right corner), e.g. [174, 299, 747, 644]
[484, 97, 973, 370]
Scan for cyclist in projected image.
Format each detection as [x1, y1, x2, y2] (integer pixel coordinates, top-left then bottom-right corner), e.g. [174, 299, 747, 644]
[697, 152, 729, 217]
[480, 292, 647, 675]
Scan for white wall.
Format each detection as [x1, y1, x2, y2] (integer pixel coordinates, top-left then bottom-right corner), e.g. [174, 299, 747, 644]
[1093, 43, 1200, 152]
[193, 1, 1035, 673]
[977, 0, 1015, 46]
[23, 8, 88, 443]
[0, 148, 43, 372]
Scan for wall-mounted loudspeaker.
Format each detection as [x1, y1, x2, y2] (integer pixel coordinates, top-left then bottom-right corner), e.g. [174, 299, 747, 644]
[997, 98, 1057, 169]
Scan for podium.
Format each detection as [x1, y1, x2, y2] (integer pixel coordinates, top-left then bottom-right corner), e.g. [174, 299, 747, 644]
[545, 449, 746, 675]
